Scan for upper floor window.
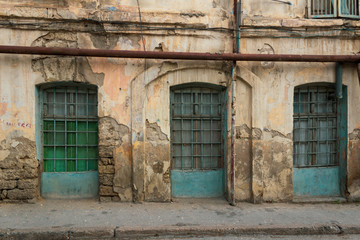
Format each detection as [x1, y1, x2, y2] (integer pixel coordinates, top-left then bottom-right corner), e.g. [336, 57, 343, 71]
[309, 0, 360, 18]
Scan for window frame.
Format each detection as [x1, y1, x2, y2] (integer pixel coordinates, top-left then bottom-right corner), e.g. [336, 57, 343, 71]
[39, 83, 98, 173]
[170, 83, 226, 171]
[308, 0, 360, 19]
[293, 84, 339, 168]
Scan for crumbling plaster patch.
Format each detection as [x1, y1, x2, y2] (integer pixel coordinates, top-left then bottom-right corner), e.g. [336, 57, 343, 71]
[31, 32, 105, 85]
[144, 121, 171, 201]
[98, 117, 132, 202]
[348, 128, 360, 200]
[235, 139, 252, 201]
[261, 129, 293, 202]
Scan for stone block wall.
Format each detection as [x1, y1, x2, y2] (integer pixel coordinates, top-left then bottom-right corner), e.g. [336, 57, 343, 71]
[98, 117, 131, 202]
[0, 136, 39, 202]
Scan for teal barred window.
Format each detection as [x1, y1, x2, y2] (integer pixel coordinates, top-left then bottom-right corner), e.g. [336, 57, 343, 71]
[170, 85, 225, 170]
[309, 0, 360, 18]
[293, 85, 338, 167]
[41, 85, 98, 172]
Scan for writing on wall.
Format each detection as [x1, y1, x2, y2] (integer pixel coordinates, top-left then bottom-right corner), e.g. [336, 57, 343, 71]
[0, 119, 32, 128]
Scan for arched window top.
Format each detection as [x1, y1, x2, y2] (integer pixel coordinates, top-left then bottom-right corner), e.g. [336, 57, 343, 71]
[41, 84, 98, 119]
[170, 82, 226, 92]
[38, 82, 97, 91]
[294, 85, 337, 116]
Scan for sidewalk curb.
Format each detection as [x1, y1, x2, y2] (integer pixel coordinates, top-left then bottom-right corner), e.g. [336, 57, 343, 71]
[1, 224, 360, 239]
[114, 224, 349, 239]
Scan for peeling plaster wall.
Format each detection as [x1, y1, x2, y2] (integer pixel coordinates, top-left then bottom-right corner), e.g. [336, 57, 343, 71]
[238, 36, 360, 202]
[233, 80, 252, 201]
[98, 117, 131, 201]
[0, 0, 234, 202]
[242, 0, 306, 19]
[0, 0, 359, 203]
[0, 0, 233, 31]
[349, 128, 360, 200]
[0, 29, 44, 202]
[140, 67, 230, 201]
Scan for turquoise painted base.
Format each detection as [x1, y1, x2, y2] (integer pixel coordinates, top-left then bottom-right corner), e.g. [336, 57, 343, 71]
[171, 169, 224, 198]
[41, 172, 99, 199]
[293, 167, 340, 197]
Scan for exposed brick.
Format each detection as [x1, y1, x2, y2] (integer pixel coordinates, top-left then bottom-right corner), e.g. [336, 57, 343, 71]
[0, 169, 21, 180]
[22, 168, 39, 178]
[0, 190, 7, 199]
[99, 165, 115, 174]
[100, 157, 114, 165]
[99, 174, 114, 186]
[98, 146, 114, 158]
[99, 186, 116, 196]
[18, 178, 38, 189]
[7, 188, 38, 200]
[0, 180, 17, 189]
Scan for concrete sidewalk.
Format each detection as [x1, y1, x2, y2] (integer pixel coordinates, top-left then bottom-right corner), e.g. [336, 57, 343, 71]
[1, 198, 360, 239]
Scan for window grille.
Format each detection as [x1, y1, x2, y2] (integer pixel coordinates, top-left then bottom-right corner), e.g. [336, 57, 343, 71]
[293, 85, 338, 167]
[42, 85, 98, 172]
[171, 86, 224, 170]
[340, 0, 360, 17]
[309, 0, 360, 18]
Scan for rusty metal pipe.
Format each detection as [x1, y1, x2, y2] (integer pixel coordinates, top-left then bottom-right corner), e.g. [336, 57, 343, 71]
[0, 45, 360, 62]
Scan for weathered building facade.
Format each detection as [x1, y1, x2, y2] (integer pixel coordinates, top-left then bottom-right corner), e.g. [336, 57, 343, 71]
[0, 0, 359, 203]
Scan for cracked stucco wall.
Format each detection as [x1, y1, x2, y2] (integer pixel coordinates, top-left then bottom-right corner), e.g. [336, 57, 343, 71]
[140, 67, 229, 201]
[237, 36, 360, 202]
[0, 0, 359, 203]
[0, 0, 234, 202]
[98, 117, 132, 201]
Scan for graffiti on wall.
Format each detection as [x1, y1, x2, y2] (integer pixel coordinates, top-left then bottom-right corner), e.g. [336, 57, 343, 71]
[0, 119, 32, 128]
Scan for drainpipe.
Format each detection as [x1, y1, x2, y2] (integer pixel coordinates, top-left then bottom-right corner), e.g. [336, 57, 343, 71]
[230, 66, 236, 206]
[336, 62, 343, 99]
[230, 0, 241, 206]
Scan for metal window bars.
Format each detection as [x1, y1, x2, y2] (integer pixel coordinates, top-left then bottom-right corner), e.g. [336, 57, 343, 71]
[310, 0, 336, 17]
[309, 0, 360, 18]
[339, 0, 360, 17]
[293, 86, 338, 167]
[42, 86, 98, 172]
[171, 87, 223, 170]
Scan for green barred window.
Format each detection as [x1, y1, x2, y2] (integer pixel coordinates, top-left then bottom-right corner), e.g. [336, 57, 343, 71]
[42, 85, 98, 172]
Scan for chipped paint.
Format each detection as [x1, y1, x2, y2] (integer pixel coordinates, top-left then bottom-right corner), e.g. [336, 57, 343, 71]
[0, 0, 359, 203]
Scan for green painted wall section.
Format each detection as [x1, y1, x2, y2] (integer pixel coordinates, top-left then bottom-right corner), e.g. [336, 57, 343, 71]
[41, 172, 99, 199]
[338, 86, 347, 197]
[293, 167, 340, 196]
[171, 169, 224, 197]
[35, 87, 42, 161]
